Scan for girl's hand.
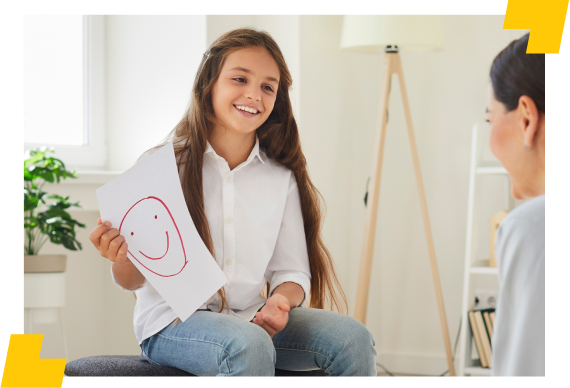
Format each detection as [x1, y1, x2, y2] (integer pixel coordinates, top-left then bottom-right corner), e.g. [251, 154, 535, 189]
[88, 217, 129, 264]
[252, 293, 291, 338]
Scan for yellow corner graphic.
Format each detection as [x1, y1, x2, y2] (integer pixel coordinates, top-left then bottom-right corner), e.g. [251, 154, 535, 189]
[504, 0, 569, 53]
[2, 335, 65, 388]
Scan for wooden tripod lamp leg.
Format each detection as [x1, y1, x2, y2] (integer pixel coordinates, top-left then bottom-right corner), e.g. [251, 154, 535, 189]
[354, 53, 397, 324]
[353, 51, 456, 376]
[393, 54, 456, 376]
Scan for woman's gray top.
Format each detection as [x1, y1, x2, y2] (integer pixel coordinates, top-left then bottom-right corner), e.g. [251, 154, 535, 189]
[492, 195, 545, 376]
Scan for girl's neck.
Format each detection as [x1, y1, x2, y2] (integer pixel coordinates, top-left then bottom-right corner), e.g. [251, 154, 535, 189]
[208, 127, 256, 170]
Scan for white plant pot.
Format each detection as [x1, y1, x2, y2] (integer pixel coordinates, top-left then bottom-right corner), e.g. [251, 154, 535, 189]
[24, 272, 66, 324]
[24, 254, 66, 273]
[27, 307, 60, 325]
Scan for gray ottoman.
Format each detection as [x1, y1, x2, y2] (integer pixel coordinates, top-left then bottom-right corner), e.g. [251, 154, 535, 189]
[65, 355, 326, 376]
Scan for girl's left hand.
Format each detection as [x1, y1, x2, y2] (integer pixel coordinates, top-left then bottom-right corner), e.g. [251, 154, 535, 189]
[252, 293, 291, 338]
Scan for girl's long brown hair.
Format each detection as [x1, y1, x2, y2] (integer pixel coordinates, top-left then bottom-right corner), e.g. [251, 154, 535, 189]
[164, 28, 347, 317]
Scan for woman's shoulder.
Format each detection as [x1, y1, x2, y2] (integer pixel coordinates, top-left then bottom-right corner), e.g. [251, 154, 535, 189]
[503, 195, 545, 233]
[495, 196, 546, 277]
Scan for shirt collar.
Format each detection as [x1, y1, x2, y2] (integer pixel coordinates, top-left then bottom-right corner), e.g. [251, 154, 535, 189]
[205, 135, 265, 165]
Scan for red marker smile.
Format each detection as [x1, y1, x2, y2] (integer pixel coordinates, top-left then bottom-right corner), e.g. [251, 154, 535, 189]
[119, 196, 187, 277]
[139, 231, 169, 260]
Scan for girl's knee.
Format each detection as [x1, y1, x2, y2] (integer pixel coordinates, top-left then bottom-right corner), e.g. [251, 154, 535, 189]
[338, 316, 376, 351]
[227, 324, 276, 363]
[219, 324, 275, 375]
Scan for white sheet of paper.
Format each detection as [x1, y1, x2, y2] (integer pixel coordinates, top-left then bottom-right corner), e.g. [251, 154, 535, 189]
[96, 141, 227, 321]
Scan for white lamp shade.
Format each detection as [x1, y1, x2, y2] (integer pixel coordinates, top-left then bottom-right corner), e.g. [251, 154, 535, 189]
[340, 15, 444, 52]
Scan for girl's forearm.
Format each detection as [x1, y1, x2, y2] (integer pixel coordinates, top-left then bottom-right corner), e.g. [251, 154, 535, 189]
[272, 282, 305, 308]
[112, 260, 146, 291]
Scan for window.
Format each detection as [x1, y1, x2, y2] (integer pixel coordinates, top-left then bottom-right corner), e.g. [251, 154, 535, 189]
[24, 15, 106, 170]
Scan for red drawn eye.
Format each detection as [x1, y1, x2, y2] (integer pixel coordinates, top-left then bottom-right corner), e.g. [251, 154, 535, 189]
[131, 232, 134, 236]
[155, 215, 157, 219]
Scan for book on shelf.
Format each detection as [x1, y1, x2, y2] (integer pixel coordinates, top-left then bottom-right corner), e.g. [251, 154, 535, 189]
[481, 308, 495, 345]
[483, 311, 493, 339]
[468, 308, 496, 368]
[475, 310, 492, 366]
[469, 310, 488, 367]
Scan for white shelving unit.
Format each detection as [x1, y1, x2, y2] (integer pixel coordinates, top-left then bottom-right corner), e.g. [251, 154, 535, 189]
[457, 124, 513, 376]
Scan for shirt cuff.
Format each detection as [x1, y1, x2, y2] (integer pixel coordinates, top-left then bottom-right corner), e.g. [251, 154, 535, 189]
[268, 271, 311, 307]
[110, 266, 146, 292]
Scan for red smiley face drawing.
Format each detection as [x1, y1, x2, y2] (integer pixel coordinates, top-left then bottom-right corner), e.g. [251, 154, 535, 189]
[119, 196, 188, 277]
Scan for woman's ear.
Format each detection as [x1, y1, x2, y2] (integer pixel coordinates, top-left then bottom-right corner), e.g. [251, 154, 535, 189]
[518, 95, 540, 150]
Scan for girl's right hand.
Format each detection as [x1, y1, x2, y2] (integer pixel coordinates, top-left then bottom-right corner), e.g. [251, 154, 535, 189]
[89, 218, 129, 264]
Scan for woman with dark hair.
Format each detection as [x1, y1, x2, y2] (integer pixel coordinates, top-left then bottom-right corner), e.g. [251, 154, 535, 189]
[486, 32, 544, 376]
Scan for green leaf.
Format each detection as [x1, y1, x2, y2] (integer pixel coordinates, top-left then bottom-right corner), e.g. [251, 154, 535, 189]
[52, 157, 65, 165]
[47, 224, 82, 251]
[25, 153, 76, 186]
[39, 170, 54, 183]
[24, 147, 84, 253]
[24, 168, 32, 181]
[68, 168, 78, 179]
[26, 220, 38, 228]
[24, 151, 45, 167]
[24, 192, 38, 211]
[25, 188, 48, 210]
[39, 208, 71, 221]
[45, 217, 63, 224]
[61, 236, 78, 251]
[76, 220, 86, 228]
[46, 195, 82, 211]
[47, 194, 69, 202]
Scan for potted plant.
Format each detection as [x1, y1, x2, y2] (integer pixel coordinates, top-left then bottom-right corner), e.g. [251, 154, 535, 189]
[24, 148, 85, 272]
[24, 147, 85, 344]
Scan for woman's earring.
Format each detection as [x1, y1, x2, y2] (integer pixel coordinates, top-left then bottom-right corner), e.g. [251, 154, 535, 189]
[524, 145, 534, 152]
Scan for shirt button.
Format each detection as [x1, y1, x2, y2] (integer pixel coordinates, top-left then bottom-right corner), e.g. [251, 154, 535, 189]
[226, 176, 232, 183]
[225, 258, 232, 265]
[225, 217, 233, 224]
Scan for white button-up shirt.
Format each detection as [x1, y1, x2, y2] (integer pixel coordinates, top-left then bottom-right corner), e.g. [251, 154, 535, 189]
[111, 136, 312, 344]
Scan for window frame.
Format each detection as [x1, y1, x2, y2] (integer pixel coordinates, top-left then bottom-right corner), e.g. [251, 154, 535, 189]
[24, 15, 107, 171]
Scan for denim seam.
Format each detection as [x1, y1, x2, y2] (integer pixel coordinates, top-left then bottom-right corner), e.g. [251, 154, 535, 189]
[274, 347, 333, 375]
[144, 355, 163, 367]
[140, 345, 163, 367]
[157, 333, 232, 374]
[274, 347, 331, 361]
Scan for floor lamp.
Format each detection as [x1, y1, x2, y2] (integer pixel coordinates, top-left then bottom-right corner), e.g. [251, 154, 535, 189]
[340, 16, 455, 376]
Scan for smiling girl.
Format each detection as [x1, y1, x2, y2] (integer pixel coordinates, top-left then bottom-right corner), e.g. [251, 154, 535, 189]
[89, 28, 377, 376]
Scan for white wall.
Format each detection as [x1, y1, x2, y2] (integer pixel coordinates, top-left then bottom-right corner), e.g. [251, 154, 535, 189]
[34, 16, 529, 372]
[105, 16, 207, 171]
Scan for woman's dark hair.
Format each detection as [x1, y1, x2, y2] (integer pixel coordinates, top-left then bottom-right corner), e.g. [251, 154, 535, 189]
[490, 32, 545, 113]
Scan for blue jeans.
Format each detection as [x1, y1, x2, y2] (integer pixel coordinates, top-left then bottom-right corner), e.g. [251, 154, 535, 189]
[140, 307, 377, 376]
